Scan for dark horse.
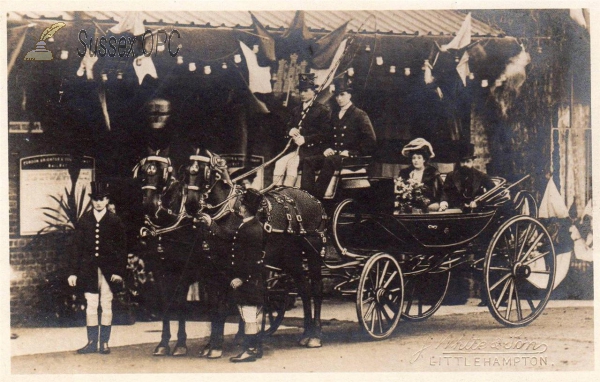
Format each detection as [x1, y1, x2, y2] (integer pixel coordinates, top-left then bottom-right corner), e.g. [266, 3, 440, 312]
[133, 148, 199, 356]
[183, 149, 329, 348]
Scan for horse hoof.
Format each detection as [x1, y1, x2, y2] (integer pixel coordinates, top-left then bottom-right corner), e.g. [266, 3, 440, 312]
[207, 348, 223, 359]
[198, 344, 211, 358]
[307, 337, 322, 348]
[172, 345, 188, 357]
[153, 345, 171, 356]
[298, 336, 310, 347]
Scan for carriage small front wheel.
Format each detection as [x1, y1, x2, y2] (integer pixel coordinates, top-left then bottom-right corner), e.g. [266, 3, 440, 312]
[484, 215, 556, 327]
[356, 252, 404, 339]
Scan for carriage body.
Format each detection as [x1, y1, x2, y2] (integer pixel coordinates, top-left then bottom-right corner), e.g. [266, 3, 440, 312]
[326, 174, 556, 339]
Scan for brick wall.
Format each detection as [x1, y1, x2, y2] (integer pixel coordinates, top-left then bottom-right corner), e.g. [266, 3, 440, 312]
[8, 136, 73, 326]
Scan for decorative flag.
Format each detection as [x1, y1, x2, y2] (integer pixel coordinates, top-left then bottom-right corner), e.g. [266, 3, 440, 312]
[310, 39, 347, 88]
[311, 21, 349, 70]
[133, 55, 158, 85]
[282, 10, 313, 41]
[109, 12, 145, 35]
[441, 13, 472, 52]
[423, 59, 434, 84]
[249, 12, 276, 62]
[539, 178, 569, 219]
[98, 83, 111, 131]
[78, 48, 99, 80]
[441, 12, 472, 87]
[239, 41, 272, 94]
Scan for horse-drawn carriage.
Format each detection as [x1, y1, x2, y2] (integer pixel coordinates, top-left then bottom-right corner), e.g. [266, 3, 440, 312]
[135, 148, 556, 348]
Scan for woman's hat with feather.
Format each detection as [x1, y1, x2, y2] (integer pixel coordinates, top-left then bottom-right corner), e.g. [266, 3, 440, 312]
[401, 138, 435, 159]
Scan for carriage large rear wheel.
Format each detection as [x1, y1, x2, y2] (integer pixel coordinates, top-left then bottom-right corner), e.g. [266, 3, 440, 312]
[484, 215, 556, 327]
[356, 253, 404, 339]
[401, 269, 451, 321]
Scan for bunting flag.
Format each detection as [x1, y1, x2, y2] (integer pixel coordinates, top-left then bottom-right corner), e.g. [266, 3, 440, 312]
[98, 83, 111, 131]
[249, 12, 276, 62]
[441, 13, 472, 52]
[442, 12, 472, 87]
[239, 41, 272, 94]
[539, 178, 569, 219]
[133, 54, 158, 85]
[109, 12, 146, 35]
[78, 48, 99, 80]
[311, 21, 349, 70]
[282, 10, 313, 41]
[310, 39, 347, 88]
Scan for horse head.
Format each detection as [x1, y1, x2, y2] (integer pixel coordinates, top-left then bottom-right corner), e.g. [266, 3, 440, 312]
[133, 148, 178, 223]
[183, 148, 239, 218]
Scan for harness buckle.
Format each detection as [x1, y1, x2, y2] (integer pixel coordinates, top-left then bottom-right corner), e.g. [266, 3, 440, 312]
[263, 223, 272, 233]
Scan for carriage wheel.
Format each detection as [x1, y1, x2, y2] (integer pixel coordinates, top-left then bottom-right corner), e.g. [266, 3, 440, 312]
[484, 216, 556, 327]
[260, 269, 291, 336]
[332, 198, 364, 256]
[356, 253, 404, 339]
[401, 270, 451, 321]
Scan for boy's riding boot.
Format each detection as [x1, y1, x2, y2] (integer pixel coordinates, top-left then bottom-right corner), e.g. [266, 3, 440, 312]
[230, 335, 259, 363]
[77, 326, 99, 354]
[99, 325, 111, 354]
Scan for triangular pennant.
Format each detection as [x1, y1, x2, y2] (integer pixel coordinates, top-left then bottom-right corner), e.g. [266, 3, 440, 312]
[539, 178, 569, 219]
[456, 51, 469, 86]
[282, 10, 313, 41]
[310, 39, 347, 88]
[441, 13, 472, 52]
[239, 41, 272, 94]
[311, 21, 349, 70]
[250, 12, 276, 62]
[132, 55, 158, 85]
[109, 12, 146, 36]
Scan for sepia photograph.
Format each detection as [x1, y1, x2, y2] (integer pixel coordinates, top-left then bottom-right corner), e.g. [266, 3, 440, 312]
[3, 1, 596, 378]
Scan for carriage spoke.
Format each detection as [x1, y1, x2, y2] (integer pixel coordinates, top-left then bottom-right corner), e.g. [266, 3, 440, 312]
[494, 277, 512, 310]
[522, 251, 550, 267]
[490, 272, 512, 292]
[514, 283, 523, 321]
[365, 301, 376, 322]
[488, 266, 511, 271]
[518, 223, 533, 260]
[382, 270, 398, 290]
[380, 303, 393, 323]
[377, 308, 384, 334]
[514, 222, 520, 261]
[379, 261, 390, 288]
[383, 298, 400, 315]
[518, 230, 544, 263]
[526, 297, 536, 311]
[504, 279, 515, 320]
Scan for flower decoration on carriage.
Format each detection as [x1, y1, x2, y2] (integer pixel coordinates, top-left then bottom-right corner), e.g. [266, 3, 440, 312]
[393, 177, 431, 213]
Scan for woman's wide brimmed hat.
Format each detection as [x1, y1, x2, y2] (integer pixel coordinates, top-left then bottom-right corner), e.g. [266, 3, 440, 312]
[401, 138, 435, 159]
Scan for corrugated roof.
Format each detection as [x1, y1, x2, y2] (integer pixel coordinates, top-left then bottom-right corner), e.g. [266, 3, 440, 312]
[7, 10, 504, 36]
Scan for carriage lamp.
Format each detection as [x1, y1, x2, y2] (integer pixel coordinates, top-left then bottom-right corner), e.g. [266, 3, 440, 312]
[376, 56, 383, 65]
[234, 54, 242, 63]
[203, 65, 211, 75]
[177, 56, 184, 65]
[60, 50, 69, 60]
[389, 65, 396, 74]
[481, 79, 489, 88]
[404, 67, 410, 76]
[347, 67, 354, 77]
[252, 44, 259, 53]
[189, 62, 197, 72]
[222, 62, 228, 70]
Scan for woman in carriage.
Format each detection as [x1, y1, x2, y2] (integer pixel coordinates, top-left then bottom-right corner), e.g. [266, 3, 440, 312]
[397, 138, 444, 212]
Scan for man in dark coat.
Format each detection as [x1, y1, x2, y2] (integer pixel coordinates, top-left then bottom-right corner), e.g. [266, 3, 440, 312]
[301, 76, 376, 198]
[198, 189, 265, 362]
[68, 181, 127, 354]
[273, 73, 332, 187]
[440, 142, 496, 211]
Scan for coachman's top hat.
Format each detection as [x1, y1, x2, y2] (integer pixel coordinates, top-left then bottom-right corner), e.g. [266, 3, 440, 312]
[89, 181, 110, 199]
[332, 76, 353, 94]
[457, 142, 477, 161]
[298, 73, 317, 91]
[241, 188, 263, 215]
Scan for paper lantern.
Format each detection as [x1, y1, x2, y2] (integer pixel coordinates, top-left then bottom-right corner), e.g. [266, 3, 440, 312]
[389, 66, 396, 74]
[481, 79, 489, 88]
[203, 65, 211, 75]
[234, 54, 242, 63]
[60, 50, 69, 60]
[365, 44, 371, 52]
[189, 62, 197, 72]
[176, 56, 184, 65]
[76, 67, 85, 77]
[222, 62, 227, 69]
[101, 73, 108, 82]
[376, 56, 383, 66]
[404, 67, 410, 76]
[347, 67, 354, 77]
[252, 45, 259, 53]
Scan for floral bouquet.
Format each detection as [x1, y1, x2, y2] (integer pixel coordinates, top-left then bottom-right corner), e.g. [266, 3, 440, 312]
[394, 177, 431, 213]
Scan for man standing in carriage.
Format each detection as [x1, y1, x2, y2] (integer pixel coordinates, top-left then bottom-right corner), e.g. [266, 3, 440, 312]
[301, 76, 377, 199]
[68, 181, 127, 355]
[272, 73, 332, 187]
[198, 189, 267, 362]
[440, 142, 496, 211]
